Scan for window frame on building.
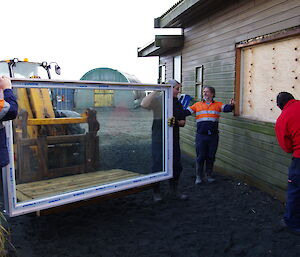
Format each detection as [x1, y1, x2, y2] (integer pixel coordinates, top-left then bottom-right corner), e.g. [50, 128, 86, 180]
[173, 55, 182, 83]
[195, 65, 204, 100]
[158, 64, 166, 84]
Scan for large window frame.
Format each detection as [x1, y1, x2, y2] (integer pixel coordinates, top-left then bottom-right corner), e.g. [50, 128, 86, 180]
[2, 79, 174, 217]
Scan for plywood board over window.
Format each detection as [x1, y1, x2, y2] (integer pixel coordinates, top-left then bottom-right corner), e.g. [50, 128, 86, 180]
[239, 35, 300, 123]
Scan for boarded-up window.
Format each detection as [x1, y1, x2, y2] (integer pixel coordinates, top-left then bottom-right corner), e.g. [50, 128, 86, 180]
[239, 36, 300, 123]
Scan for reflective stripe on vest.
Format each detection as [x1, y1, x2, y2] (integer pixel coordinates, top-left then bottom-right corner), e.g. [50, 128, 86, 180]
[187, 106, 194, 114]
[196, 110, 220, 115]
[196, 117, 219, 122]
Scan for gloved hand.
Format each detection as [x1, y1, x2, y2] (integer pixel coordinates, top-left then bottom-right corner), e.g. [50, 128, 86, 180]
[168, 116, 178, 127]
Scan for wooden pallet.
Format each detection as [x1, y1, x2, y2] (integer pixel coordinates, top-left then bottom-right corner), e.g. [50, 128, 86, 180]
[16, 169, 141, 202]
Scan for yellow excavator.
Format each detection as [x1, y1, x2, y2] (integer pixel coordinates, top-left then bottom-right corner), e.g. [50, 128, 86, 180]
[0, 58, 100, 184]
[0, 58, 62, 138]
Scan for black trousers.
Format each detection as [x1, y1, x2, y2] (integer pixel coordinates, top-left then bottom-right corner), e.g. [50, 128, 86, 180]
[151, 129, 182, 179]
[152, 136, 183, 194]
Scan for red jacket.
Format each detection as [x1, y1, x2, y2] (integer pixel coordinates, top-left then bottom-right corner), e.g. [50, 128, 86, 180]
[275, 99, 300, 158]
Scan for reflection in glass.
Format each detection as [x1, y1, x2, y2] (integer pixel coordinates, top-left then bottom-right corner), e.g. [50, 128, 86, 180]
[13, 88, 164, 203]
[0, 62, 10, 77]
[13, 62, 48, 79]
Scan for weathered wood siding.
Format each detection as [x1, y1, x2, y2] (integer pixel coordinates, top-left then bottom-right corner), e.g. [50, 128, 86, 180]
[160, 0, 300, 201]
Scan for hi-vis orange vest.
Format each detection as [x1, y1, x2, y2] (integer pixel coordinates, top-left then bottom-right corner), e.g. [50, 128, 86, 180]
[187, 101, 224, 123]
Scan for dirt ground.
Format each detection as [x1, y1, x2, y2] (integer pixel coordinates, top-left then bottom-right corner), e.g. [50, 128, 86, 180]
[4, 154, 300, 257]
[3, 107, 300, 257]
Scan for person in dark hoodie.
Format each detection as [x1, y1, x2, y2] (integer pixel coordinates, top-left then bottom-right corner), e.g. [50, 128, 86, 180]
[275, 92, 300, 235]
[141, 79, 187, 202]
[0, 76, 18, 168]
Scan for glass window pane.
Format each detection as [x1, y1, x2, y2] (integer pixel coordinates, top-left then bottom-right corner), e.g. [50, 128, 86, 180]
[13, 62, 48, 79]
[196, 66, 203, 83]
[159, 65, 166, 83]
[173, 56, 181, 82]
[14, 87, 165, 203]
[0, 62, 10, 77]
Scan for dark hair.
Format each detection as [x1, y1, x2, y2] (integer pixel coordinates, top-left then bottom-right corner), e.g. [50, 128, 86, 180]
[203, 86, 216, 98]
[276, 92, 294, 110]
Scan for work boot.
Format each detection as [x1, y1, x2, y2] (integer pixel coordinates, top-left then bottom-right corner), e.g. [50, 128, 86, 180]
[278, 219, 300, 235]
[195, 176, 202, 185]
[169, 179, 188, 200]
[207, 176, 216, 183]
[153, 183, 162, 202]
[169, 191, 188, 200]
[176, 193, 188, 200]
[153, 192, 162, 203]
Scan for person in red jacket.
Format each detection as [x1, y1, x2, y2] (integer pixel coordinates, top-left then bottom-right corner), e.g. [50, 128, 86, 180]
[275, 92, 300, 235]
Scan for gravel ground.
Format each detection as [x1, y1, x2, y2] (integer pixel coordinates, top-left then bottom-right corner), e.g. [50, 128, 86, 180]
[3, 107, 300, 257]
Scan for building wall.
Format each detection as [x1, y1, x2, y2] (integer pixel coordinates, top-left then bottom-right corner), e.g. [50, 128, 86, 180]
[159, 0, 300, 200]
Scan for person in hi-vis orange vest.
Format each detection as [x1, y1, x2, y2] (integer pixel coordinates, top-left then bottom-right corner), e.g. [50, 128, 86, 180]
[184, 86, 234, 184]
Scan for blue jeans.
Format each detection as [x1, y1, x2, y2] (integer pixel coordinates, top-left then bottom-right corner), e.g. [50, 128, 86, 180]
[284, 157, 300, 232]
[195, 133, 219, 178]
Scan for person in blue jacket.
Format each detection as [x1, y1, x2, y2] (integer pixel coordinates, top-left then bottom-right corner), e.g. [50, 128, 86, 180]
[0, 76, 18, 168]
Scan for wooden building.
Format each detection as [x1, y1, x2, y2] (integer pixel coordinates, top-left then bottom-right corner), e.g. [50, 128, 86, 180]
[138, 0, 300, 201]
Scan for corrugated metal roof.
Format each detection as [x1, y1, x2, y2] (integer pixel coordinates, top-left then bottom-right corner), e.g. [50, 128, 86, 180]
[159, 0, 184, 19]
[155, 0, 203, 28]
[155, 0, 235, 28]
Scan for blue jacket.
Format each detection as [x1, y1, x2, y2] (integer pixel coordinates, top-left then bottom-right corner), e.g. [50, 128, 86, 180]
[0, 89, 18, 167]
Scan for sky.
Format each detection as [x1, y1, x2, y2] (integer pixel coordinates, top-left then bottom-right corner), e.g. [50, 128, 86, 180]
[1, 0, 180, 83]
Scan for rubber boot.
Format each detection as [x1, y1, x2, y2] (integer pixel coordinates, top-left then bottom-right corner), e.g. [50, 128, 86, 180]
[153, 183, 162, 202]
[169, 179, 188, 200]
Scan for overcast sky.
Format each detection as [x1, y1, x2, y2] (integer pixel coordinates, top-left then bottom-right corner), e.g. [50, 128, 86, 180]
[1, 0, 179, 83]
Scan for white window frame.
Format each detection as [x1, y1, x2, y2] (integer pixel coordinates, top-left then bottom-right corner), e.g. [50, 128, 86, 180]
[2, 79, 174, 217]
[173, 55, 181, 82]
[158, 64, 166, 84]
[195, 65, 203, 100]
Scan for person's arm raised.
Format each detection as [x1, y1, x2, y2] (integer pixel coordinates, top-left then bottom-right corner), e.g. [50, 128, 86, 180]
[141, 91, 160, 108]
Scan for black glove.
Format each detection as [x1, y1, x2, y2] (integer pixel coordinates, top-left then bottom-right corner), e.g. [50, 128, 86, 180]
[168, 117, 178, 127]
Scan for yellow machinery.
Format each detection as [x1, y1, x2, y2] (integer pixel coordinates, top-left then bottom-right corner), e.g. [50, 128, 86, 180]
[0, 58, 100, 183]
